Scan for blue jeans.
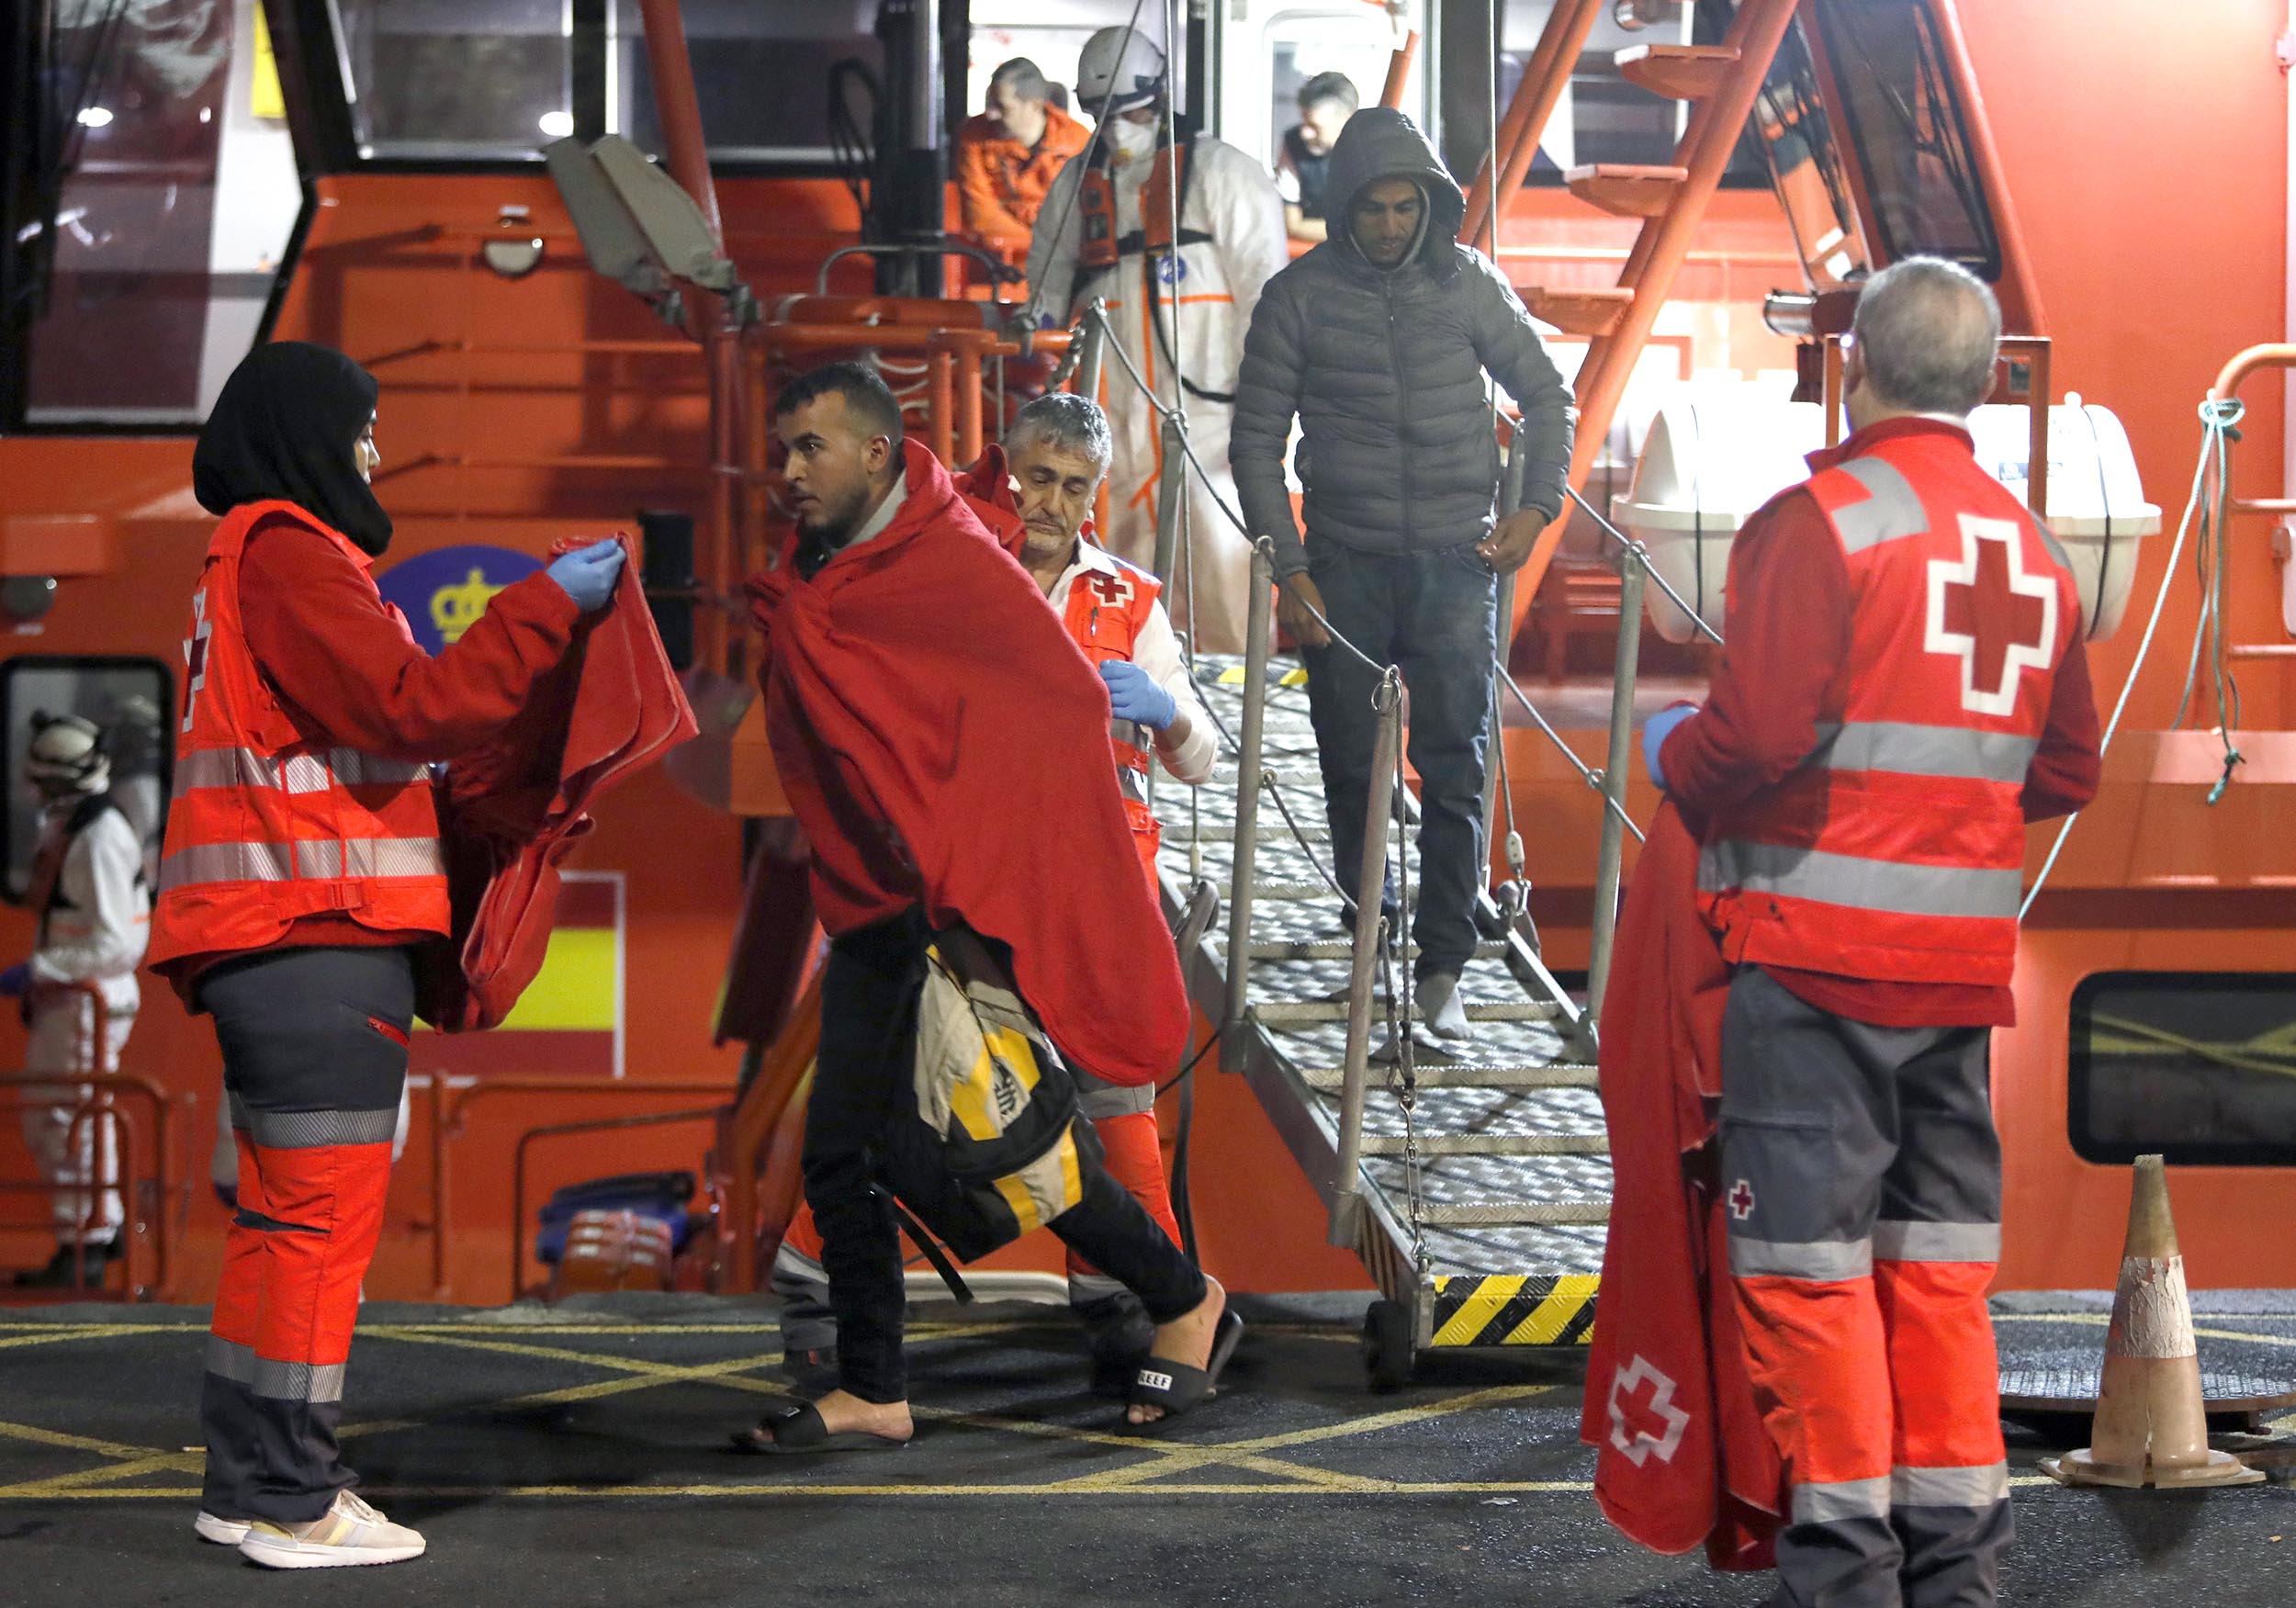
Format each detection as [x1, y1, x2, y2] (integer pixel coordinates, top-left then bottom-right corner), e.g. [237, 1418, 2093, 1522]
[1300, 541, 1498, 980]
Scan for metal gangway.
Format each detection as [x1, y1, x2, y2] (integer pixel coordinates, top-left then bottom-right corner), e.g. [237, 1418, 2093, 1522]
[1086, 269, 1717, 1380]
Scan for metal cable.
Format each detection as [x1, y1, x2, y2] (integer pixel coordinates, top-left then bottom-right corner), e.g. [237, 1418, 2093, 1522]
[1496, 664, 1647, 845]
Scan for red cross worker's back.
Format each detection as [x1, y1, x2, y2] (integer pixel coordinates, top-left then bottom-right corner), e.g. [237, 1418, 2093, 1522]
[1926, 513, 2057, 717]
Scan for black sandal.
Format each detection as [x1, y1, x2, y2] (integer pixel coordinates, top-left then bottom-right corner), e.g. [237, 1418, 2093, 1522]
[1124, 1308, 1244, 1428]
[727, 1402, 910, 1456]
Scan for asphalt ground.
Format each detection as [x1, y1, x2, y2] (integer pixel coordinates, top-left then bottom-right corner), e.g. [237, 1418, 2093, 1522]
[5, 1293, 2296, 1607]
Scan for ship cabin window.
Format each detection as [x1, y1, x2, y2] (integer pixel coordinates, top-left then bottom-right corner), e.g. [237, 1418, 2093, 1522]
[613, 1, 884, 165]
[1809, 0, 2002, 281]
[335, 0, 574, 161]
[2069, 973, 2296, 1168]
[0, 658, 173, 905]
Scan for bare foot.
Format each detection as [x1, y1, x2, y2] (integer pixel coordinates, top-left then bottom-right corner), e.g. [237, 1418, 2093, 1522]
[1127, 1277, 1227, 1426]
[807, 1389, 914, 1442]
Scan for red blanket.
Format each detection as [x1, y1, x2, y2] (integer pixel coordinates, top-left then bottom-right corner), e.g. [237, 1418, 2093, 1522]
[1581, 799, 1780, 1569]
[425, 535, 696, 1030]
[746, 440, 1187, 1088]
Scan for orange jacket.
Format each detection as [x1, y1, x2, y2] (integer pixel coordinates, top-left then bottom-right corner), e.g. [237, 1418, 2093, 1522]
[955, 104, 1091, 251]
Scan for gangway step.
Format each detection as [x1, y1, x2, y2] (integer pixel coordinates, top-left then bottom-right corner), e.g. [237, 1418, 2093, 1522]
[1298, 1063, 1597, 1091]
[1255, 997, 1561, 1025]
[1564, 163, 1688, 219]
[1245, 939, 1510, 961]
[1254, 879, 1336, 902]
[1521, 287, 1633, 338]
[1416, 1200, 1612, 1228]
[1359, 1133, 1608, 1157]
[1613, 42, 1742, 101]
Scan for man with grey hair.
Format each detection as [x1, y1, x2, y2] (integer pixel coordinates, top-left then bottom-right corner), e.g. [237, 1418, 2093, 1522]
[999, 389, 1210, 1368]
[1641, 254, 2100, 1608]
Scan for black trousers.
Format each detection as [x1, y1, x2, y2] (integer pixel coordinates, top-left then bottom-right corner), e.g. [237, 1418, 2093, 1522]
[805, 914, 1208, 1403]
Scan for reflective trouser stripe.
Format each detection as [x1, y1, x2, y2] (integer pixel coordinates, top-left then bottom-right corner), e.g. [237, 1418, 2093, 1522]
[1808, 721, 2040, 783]
[1728, 1235, 1873, 1281]
[159, 836, 445, 893]
[205, 1335, 347, 1403]
[1893, 1461, 2009, 1508]
[1698, 839, 2022, 918]
[246, 1107, 399, 1150]
[1873, 1218, 2001, 1263]
[174, 747, 428, 794]
[1791, 1475, 1891, 1524]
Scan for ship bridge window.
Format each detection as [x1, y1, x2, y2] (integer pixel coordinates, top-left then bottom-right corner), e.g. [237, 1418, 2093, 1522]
[613, 1, 884, 165]
[2069, 973, 2296, 1168]
[0, 658, 173, 905]
[1809, 0, 2001, 280]
[8, 0, 298, 427]
[335, 0, 573, 161]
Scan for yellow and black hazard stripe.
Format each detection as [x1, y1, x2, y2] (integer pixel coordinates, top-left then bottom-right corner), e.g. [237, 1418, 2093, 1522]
[1426, 1274, 1597, 1347]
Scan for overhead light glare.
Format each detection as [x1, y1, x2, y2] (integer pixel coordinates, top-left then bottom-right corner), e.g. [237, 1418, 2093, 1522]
[77, 106, 114, 129]
[538, 110, 575, 138]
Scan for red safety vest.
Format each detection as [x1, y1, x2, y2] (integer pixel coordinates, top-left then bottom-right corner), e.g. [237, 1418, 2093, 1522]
[1060, 545, 1165, 885]
[1696, 428, 2081, 987]
[146, 500, 450, 968]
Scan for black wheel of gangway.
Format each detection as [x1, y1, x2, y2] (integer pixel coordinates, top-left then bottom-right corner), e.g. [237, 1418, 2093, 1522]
[1363, 1299, 1415, 1392]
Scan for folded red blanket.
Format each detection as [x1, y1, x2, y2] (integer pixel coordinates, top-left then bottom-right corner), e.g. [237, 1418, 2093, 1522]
[424, 534, 696, 1030]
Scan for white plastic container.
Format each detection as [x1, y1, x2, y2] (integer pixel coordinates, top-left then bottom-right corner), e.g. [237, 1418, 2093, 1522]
[1611, 388, 2160, 644]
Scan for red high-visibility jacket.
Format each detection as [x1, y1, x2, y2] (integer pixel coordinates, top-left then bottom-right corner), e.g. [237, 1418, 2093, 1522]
[1693, 425, 2085, 988]
[148, 501, 452, 966]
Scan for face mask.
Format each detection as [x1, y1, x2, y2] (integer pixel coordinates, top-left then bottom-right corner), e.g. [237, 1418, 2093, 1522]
[1107, 115, 1157, 160]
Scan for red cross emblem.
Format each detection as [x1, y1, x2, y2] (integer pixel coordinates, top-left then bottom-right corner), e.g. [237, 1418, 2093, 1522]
[1606, 1355, 1692, 1467]
[1926, 513, 2055, 717]
[180, 590, 212, 735]
[1727, 1179, 1755, 1220]
[1082, 569, 1135, 608]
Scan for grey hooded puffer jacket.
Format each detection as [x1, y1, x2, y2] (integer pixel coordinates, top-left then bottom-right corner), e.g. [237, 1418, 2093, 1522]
[1231, 108, 1575, 579]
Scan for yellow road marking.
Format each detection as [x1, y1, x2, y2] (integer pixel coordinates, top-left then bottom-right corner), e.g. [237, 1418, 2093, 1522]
[0, 1419, 167, 1462]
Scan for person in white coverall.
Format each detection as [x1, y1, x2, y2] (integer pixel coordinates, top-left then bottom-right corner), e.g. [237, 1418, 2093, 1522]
[1026, 25, 1287, 656]
[8, 714, 149, 1288]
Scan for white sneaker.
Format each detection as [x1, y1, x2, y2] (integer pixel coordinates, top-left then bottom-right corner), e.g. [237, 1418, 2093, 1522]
[193, 1511, 250, 1546]
[237, 1490, 425, 1569]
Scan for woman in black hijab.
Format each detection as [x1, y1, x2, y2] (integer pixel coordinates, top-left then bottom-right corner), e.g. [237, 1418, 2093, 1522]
[193, 341, 397, 557]
[156, 342, 624, 1569]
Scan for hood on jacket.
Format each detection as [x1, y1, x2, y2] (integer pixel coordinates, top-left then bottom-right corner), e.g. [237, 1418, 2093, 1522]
[1323, 107, 1467, 276]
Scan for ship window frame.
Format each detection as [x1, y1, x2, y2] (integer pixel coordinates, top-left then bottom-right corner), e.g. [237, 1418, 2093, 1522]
[2067, 971, 2296, 1170]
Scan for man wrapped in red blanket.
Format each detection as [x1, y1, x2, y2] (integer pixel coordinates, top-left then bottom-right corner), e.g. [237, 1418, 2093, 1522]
[733, 363, 1235, 1454]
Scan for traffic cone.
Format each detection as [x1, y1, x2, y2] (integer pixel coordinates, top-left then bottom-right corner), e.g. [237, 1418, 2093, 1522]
[2043, 1154, 2263, 1489]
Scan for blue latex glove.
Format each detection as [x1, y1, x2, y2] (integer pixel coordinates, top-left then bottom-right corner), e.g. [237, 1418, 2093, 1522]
[1100, 660, 1178, 730]
[546, 538, 626, 613]
[1642, 703, 1699, 793]
[0, 963, 31, 998]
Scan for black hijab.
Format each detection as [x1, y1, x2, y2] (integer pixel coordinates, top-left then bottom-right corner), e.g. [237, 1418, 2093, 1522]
[193, 342, 394, 557]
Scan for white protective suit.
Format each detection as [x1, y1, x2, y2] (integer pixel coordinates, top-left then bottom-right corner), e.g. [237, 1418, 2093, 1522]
[1029, 130, 1288, 655]
[21, 798, 148, 1248]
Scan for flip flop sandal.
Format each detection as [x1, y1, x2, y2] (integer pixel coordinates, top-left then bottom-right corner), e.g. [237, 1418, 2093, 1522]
[727, 1402, 910, 1456]
[1123, 1308, 1245, 1429]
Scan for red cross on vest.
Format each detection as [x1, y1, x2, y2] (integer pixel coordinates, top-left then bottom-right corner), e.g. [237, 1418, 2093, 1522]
[1081, 569, 1136, 609]
[1727, 1179, 1755, 1220]
[1926, 513, 2056, 717]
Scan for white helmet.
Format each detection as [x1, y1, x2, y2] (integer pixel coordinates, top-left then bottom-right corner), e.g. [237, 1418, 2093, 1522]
[1075, 26, 1165, 117]
[25, 713, 108, 798]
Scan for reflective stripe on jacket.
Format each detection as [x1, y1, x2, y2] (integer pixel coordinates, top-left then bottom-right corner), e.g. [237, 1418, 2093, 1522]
[1696, 430, 2082, 987]
[147, 500, 450, 966]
